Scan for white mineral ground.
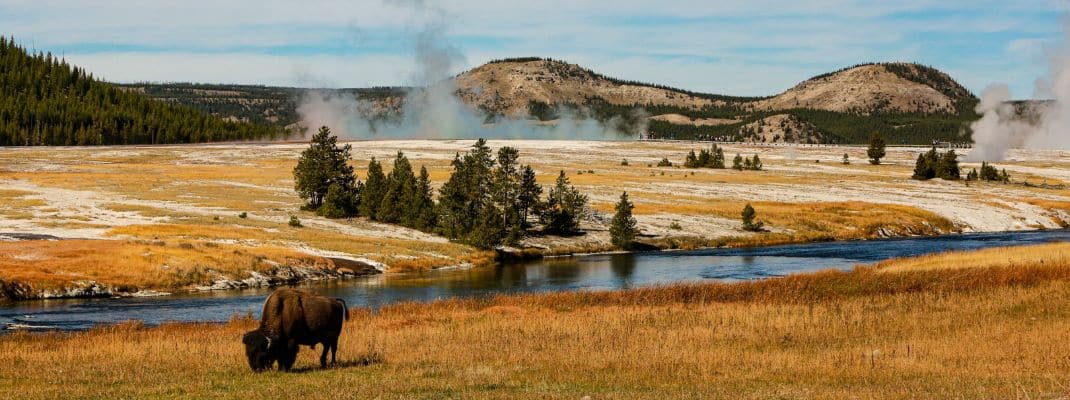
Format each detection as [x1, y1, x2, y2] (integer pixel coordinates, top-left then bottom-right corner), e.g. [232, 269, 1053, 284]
[0, 141, 1068, 261]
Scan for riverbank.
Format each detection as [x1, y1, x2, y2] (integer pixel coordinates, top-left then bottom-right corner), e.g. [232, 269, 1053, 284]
[2, 242, 1068, 399]
[0, 238, 384, 303]
[0, 224, 1024, 303]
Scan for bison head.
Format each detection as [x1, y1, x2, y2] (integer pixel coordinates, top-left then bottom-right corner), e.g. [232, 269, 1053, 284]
[242, 329, 276, 372]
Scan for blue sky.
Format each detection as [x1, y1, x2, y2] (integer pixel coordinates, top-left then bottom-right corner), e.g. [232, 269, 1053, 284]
[1, 0, 1066, 98]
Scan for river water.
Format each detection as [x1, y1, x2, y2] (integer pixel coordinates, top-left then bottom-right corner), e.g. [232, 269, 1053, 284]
[3, 229, 1068, 331]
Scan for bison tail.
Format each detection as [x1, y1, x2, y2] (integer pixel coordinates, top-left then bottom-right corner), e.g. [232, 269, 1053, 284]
[337, 297, 349, 321]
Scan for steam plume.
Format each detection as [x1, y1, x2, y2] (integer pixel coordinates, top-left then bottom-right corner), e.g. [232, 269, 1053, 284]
[969, 20, 1070, 161]
[295, 1, 643, 140]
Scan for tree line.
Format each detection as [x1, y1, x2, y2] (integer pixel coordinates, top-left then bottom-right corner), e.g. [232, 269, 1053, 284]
[912, 147, 1012, 183]
[0, 36, 281, 145]
[294, 128, 593, 249]
[681, 144, 764, 171]
[965, 161, 1010, 183]
[684, 144, 726, 168]
[911, 148, 961, 180]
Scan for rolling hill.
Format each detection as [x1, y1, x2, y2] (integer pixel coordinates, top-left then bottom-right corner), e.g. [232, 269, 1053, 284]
[455, 58, 978, 144]
[119, 57, 981, 145]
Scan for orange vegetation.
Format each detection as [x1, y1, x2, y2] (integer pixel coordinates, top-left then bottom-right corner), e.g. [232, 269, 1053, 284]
[1, 244, 1068, 398]
[0, 239, 330, 290]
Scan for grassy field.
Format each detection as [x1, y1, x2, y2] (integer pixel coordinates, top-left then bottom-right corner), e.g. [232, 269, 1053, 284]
[2, 242, 1069, 399]
[0, 141, 1068, 296]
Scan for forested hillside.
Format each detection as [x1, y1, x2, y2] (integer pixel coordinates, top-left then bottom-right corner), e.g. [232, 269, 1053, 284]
[0, 37, 281, 146]
[116, 84, 410, 130]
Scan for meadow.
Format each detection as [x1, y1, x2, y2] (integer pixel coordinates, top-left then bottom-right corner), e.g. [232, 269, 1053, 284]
[0, 141, 1068, 297]
[1, 242, 1068, 399]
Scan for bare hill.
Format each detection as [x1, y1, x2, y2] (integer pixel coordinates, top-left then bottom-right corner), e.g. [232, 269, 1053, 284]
[454, 58, 733, 116]
[454, 59, 974, 117]
[749, 63, 971, 114]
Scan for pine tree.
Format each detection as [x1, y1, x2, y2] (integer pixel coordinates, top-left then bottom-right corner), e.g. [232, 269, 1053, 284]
[493, 146, 526, 244]
[912, 148, 939, 180]
[409, 166, 437, 232]
[378, 151, 417, 224]
[912, 153, 929, 180]
[436, 153, 471, 240]
[937, 149, 960, 180]
[712, 146, 726, 169]
[293, 126, 357, 211]
[0, 36, 279, 146]
[750, 154, 762, 170]
[685, 150, 699, 168]
[741, 203, 764, 232]
[318, 182, 358, 218]
[434, 139, 510, 248]
[359, 158, 387, 219]
[732, 154, 744, 170]
[468, 205, 506, 250]
[697, 148, 712, 167]
[517, 165, 542, 229]
[867, 133, 886, 165]
[609, 191, 638, 250]
[980, 161, 1002, 181]
[542, 171, 588, 235]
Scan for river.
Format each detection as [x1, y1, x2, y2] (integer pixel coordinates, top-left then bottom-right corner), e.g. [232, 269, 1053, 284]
[3, 229, 1068, 331]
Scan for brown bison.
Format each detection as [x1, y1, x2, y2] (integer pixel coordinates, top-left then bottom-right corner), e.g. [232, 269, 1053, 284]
[242, 288, 348, 372]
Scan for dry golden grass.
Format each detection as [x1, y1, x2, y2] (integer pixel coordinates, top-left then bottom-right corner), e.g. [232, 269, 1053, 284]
[2, 246, 1069, 399]
[0, 239, 331, 290]
[0, 188, 44, 219]
[591, 198, 956, 246]
[109, 223, 493, 272]
[874, 242, 1070, 273]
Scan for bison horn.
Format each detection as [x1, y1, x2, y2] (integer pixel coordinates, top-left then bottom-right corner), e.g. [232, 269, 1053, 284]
[265, 337, 273, 349]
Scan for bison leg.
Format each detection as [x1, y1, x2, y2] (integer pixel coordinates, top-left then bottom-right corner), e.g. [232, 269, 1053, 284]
[319, 342, 329, 368]
[279, 343, 299, 371]
[330, 339, 338, 365]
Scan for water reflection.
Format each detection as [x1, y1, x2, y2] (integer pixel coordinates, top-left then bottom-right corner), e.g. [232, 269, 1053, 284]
[2, 229, 1068, 331]
[610, 253, 637, 289]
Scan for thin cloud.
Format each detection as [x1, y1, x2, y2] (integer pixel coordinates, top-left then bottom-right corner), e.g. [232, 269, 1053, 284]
[1, 0, 1063, 96]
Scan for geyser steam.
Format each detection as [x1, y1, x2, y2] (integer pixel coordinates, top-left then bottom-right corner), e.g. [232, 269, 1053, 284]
[296, 1, 644, 140]
[969, 19, 1070, 160]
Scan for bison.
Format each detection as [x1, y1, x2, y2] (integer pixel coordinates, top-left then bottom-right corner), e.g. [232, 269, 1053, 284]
[242, 288, 348, 372]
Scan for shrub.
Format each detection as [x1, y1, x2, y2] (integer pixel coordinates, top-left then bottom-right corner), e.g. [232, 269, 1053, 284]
[979, 162, 1009, 182]
[742, 203, 764, 232]
[288, 215, 302, 228]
